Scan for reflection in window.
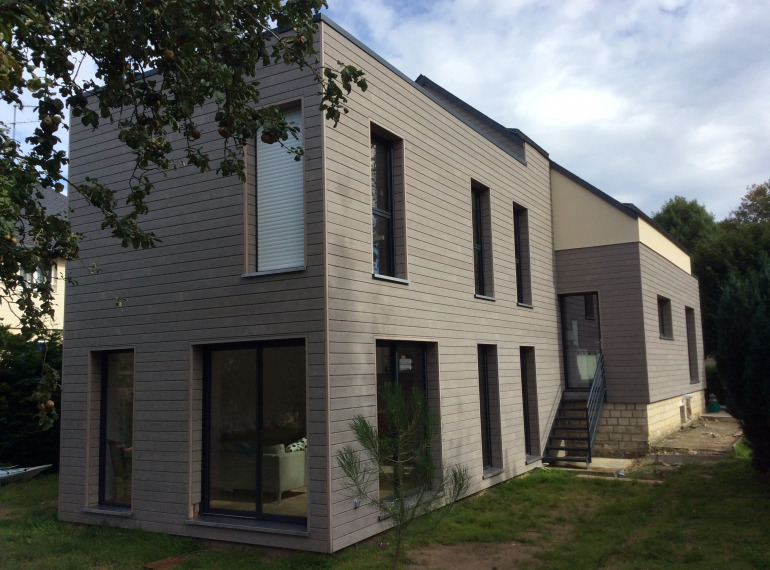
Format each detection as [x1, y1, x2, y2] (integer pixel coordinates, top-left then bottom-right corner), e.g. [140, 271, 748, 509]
[372, 133, 395, 276]
[376, 341, 427, 499]
[99, 351, 134, 507]
[203, 340, 307, 523]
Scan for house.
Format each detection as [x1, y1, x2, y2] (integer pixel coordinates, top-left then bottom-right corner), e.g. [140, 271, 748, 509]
[58, 15, 704, 553]
[0, 188, 67, 334]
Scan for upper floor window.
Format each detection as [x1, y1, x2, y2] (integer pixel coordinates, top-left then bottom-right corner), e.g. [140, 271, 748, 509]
[472, 183, 493, 298]
[513, 204, 531, 306]
[658, 296, 673, 339]
[255, 106, 305, 273]
[372, 133, 395, 277]
[371, 127, 407, 281]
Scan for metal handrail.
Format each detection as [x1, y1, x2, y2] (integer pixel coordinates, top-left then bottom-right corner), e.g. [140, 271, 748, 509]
[584, 351, 606, 463]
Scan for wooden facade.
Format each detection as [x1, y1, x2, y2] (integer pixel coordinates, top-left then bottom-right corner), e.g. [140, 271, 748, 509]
[59, 15, 704, 553]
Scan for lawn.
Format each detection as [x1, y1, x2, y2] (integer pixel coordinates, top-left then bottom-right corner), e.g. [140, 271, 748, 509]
[1, 457, 768, 569]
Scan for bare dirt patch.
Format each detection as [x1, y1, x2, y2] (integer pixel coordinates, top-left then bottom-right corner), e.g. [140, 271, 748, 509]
[406, 541, 542, 570]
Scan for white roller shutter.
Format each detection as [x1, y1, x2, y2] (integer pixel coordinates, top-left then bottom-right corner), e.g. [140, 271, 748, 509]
[256, 107, 305, 272]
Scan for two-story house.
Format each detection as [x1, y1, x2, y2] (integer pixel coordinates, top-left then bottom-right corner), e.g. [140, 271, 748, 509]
[58, 15, 704, 553]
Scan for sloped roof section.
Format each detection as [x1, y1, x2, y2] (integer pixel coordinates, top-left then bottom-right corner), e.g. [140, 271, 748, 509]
[415, 75, 529, 164]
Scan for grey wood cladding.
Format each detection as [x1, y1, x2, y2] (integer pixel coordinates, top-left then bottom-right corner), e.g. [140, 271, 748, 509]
[58, 15, 701, 556]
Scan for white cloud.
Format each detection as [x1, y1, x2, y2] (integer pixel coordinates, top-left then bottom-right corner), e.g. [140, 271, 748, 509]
[326, 0, 770, 219]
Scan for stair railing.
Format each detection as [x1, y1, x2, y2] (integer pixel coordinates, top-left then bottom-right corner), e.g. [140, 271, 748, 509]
[584, 351, 606, 462]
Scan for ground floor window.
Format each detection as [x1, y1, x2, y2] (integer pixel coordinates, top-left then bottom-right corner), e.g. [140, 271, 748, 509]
[99, 351, 134, 507]
[376, 341, 430, 500]
[202, 340, 307, 523]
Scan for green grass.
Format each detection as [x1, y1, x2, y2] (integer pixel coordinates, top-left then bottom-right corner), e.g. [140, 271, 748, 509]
[1, 459, 768, 569]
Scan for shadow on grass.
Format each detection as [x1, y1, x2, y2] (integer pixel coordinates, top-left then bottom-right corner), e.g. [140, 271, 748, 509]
[1, 459, 768, 569]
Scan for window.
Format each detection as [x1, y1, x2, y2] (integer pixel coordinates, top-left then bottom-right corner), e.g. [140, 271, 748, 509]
[99, 351, 134, 508]
[202, 340, 307, 523]
[371, 128, 406, 280]
[256, 107, 305, 272]
[371, 133, 395, 277]
[376, 341, 435, 499]
[685, 307, 700, 383]
[20, 261, 56, 291]
[513, 204, 531, 305]
[658, 296, 673, 339]
[472, 183, 493, 297]
[520, 347, 540, 458]
[477, 345, 502, 472]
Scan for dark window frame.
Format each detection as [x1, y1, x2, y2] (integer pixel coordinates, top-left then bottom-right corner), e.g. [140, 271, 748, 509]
[98, 350, 134, 509]
[513, 204, 531, 305]
[371, 133, 396, 277]
[472, 187, 485, 295]
[478, 345, 493, 469]
[658, 296, 673, 339]
[685, 307, 700, 383]
[201, 338, 307, 525]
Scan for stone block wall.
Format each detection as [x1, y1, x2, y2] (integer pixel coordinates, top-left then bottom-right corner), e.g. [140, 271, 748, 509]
[593, 390, 706, 457]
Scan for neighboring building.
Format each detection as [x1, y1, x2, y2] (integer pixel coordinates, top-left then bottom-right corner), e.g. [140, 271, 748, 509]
[58, 15, 704, 553]
[0, 188, 67, 333]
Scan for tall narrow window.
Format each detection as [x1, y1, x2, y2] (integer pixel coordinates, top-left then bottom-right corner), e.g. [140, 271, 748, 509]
[513, 204, 531, 305]
[256, 107, 304, 272]
[472, 183, 493, 297]
[685, 307, 700, 383]
[477, 345, 501, 472]
[372, 133, 395, 276]
[99, 351, 134, 508]
[203, 340, 307, 523]
[376, 341, 429, 499]
[520, 347, 540, 458]
[658, 296, 673, 339]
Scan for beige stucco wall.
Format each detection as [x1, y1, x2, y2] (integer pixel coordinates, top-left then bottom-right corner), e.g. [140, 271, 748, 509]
[551, 168, 691, 274]
[551, 169, 638, 250]
[0, 259, 66, 333]
[637, 218, 691, 274]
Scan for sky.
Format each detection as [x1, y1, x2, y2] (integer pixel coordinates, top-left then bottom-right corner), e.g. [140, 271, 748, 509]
[323, 0, 770, 219]
[2, 0, 768, 220]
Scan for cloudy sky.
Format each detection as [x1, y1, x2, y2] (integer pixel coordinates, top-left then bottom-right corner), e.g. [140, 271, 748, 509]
[324, 0, 770, 219]
[2, 1, 767, 219]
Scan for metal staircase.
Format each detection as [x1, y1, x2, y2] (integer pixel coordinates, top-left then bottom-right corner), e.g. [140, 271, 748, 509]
[543, 352, 606, 466]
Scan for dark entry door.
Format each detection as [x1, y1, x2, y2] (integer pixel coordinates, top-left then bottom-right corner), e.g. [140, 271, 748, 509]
[560, 293, 601, 390]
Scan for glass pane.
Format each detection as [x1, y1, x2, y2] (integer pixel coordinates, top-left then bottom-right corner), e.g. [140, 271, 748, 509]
[371, 137, 391, 211]
[372, 213, 393, 276]
[478, 348, 491, 468]
[260, 344, 307, 518]
[102, 352, 134, 506]
[561, 294, 601, 389]
[376, 342, 427, 499]
[208, 348, 258, 512]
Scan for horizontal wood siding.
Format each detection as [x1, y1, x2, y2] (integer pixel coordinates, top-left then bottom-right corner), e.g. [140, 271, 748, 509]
[639, 244, 704, 402]
[555, 243, 649, 403]
[59, 49, 330, 551]
[322, 25, 562, 551]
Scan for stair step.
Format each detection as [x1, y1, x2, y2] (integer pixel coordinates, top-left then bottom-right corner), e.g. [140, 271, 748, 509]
[551, 424, 586, 431]
[546, 445, 589, 453]
[548, 435, 589, 441]
[543, 456, 590, 464]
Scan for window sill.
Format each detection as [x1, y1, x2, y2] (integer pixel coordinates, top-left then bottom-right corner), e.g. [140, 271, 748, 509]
[525, 455, 542, 465]
[83, 506, 132, 517]
[482, 467, 504, 479]
[474, 294, 496, 302]
[373, 274, 410, 285]
[659, 335, 674, 341]
[187, 516, 308, 536]
[242, 266, 306, 278]
[517, 302, 534, 309]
